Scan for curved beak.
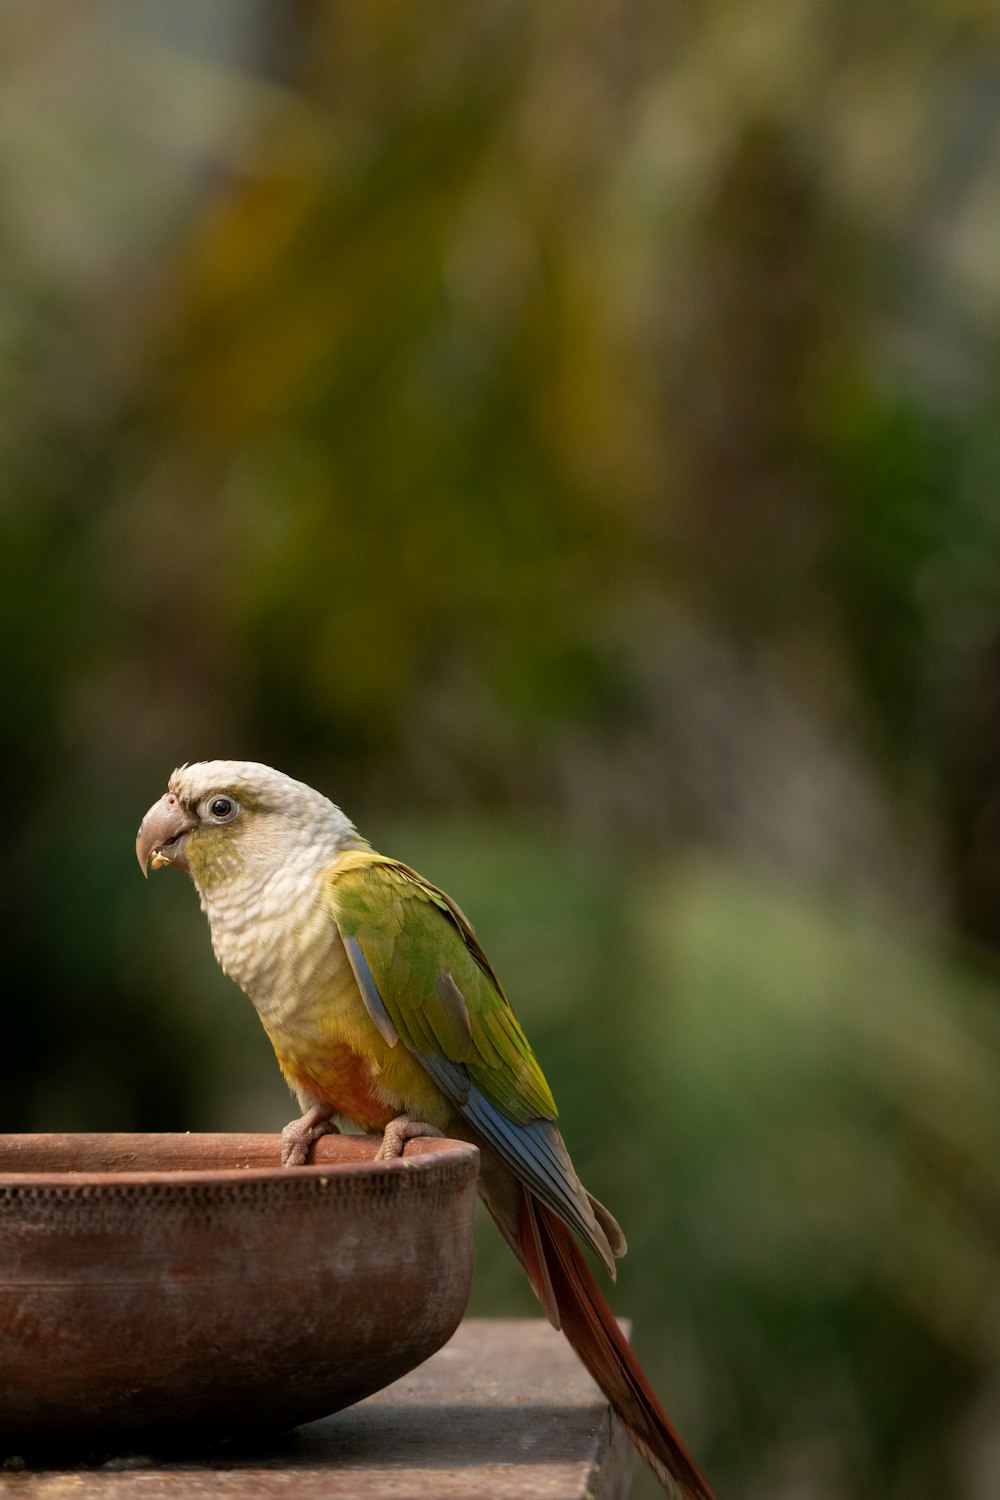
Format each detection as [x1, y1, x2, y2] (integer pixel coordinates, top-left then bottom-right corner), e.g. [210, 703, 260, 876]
[136, 793, 194, 876]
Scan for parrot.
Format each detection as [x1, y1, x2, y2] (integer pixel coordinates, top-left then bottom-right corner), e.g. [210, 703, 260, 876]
[136, 760, 714, 1500]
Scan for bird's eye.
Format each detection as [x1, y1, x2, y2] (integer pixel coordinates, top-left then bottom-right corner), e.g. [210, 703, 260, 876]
[207, 796, 237, 822]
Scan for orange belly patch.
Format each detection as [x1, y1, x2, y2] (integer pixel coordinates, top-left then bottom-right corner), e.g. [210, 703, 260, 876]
[293, 1043, 393, 1133]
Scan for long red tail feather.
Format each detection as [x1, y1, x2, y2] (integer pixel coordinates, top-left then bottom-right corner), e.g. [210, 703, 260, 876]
[520, 1195, 715, 1500]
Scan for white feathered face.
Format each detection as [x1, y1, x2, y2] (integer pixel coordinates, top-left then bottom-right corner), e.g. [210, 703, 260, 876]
[136, 760, 357, 891]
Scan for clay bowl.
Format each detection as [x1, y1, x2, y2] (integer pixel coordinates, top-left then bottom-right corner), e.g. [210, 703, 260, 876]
[0, 1132, 478, 1448]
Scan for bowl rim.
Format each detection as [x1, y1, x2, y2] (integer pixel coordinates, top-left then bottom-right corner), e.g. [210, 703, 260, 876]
[0, 1132, 479, 1190]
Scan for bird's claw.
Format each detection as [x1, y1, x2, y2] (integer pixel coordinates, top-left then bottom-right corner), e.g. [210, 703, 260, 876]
[280, 1106, 339, 1167]
[375, 1114, 445, 1161]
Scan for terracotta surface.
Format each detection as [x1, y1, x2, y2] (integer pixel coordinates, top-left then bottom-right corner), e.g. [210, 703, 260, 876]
[0, 1133, 479, 1446]
[0, 1319, 635, 1499]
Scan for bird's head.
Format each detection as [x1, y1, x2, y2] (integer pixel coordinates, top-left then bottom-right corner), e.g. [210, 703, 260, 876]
[136, 760, 359, 894]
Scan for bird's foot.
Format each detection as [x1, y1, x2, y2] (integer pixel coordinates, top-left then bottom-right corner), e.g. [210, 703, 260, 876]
[280, 1104, 339, 1167]
[375, 1115, 445, 1161]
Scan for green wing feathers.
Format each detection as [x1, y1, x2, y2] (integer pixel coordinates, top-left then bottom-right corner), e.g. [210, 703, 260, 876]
[326, 851, 557, 1124]
[325, 848, 624, 1274]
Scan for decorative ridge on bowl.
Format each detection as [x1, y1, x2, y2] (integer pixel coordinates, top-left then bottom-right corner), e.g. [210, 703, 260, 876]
[0, 1131, 477, 1193]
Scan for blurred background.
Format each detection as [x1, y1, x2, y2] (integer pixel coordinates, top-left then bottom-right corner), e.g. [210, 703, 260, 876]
[3, 1, 1000, 1494]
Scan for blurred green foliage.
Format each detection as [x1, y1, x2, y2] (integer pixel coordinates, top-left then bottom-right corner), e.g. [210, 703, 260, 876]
[3, 2, 1000, 1494]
